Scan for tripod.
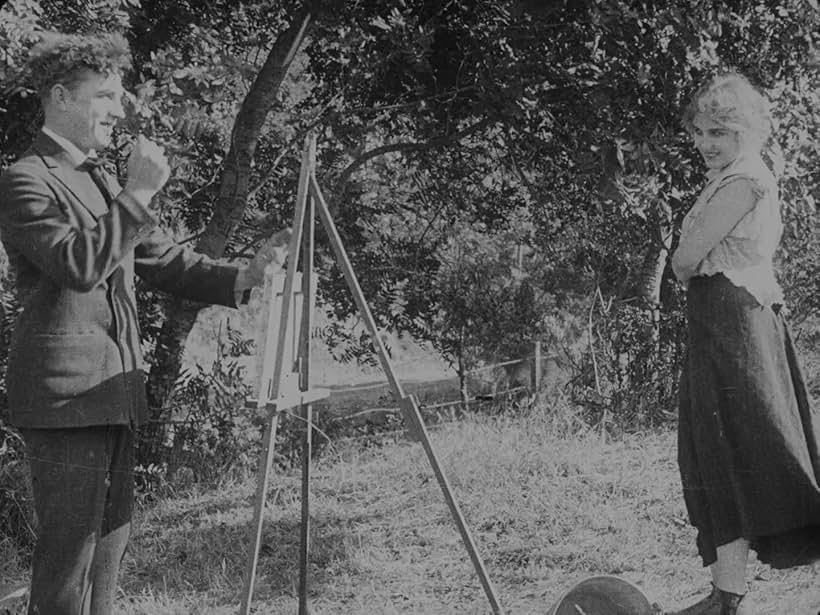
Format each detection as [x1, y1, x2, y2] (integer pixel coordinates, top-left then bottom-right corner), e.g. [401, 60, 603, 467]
[239, 134, 504, 615]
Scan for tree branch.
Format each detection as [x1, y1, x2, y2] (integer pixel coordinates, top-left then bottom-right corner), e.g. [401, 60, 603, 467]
[344, 85, 480, 115]
[247, 102, 335, 199]
[333, 115, 498, 196]
[328, 84, 581, 201]
[195, 7, 313, 258]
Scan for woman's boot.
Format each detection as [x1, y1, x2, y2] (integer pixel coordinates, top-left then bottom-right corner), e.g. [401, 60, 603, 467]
[716, 587, 748, 615]
[672, 585, 720, 614]
[671, 585, 749, 615]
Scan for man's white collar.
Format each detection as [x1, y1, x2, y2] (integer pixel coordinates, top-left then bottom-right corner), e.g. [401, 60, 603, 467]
[41, 126, 97, 167]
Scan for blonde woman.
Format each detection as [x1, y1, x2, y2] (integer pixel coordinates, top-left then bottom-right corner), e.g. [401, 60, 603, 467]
[670, 72, 820, 614]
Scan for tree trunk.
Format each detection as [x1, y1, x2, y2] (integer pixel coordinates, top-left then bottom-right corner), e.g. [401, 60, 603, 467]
[142, 9, 313, 456]
[636, 200, 673, 349]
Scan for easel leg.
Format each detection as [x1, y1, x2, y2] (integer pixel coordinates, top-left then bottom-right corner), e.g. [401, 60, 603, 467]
[298, 403, 312, 615]
[310, 176, 505, 615]
[399, 396, 504, 614]
[298, 177, 316, 615]
[239, 409, 281, 615]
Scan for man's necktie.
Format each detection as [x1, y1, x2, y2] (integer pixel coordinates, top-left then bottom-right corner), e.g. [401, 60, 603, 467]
[80, 156, 113, 206]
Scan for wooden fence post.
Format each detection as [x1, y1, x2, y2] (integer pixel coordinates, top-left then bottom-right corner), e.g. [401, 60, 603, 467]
[530, 340, 542, 393]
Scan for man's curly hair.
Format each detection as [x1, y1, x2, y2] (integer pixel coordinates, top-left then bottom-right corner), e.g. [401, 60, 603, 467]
[27, 31, 132, 100]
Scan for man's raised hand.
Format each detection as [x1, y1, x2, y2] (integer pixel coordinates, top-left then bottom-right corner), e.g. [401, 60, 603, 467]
[124, 135, 171, 207]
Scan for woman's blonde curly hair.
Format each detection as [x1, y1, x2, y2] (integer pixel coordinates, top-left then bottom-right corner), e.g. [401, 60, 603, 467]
[682, 71, 773, 150]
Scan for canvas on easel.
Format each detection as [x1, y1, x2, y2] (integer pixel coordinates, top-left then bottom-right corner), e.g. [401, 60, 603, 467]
[249, 271, 315, 410]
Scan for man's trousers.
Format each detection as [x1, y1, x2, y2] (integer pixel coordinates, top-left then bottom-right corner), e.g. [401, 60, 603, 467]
[21, 425, 134, 615]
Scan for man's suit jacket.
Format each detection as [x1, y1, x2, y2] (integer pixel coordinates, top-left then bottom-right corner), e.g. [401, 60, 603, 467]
[0, 132, 239, 428]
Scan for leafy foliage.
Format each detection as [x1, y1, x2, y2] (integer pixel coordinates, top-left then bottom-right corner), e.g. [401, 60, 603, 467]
[0, 0, 819, 478]
[297, 0, 819, 432]
[147, 348, 261, 487]
[0, 420, 33, 566]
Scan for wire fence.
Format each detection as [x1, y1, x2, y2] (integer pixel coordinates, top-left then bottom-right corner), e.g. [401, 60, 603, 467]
[135, 343, 562, 479]
[304, 354, 538, 396]
[327, 386, 532, 445]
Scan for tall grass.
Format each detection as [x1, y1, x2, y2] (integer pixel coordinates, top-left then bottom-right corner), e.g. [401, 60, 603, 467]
[118, 405, 819, 613]
[3, 402, 819, 614]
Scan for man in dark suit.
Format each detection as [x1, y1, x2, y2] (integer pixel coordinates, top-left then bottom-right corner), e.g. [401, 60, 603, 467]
[0, 32, 289, 614]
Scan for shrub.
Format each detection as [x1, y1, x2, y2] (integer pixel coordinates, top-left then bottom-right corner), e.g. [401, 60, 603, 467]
[0, 425, 35, 568]
[569, 296, 686, 433]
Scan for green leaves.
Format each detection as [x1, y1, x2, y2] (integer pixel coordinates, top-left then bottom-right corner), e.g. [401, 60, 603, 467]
[1, 0, 819, 424]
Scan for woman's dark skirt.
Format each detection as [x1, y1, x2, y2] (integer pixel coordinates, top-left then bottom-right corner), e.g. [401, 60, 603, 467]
[678, 273, 820, 569]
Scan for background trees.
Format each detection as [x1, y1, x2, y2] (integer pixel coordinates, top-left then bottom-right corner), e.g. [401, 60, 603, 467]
[1, 0, 818, 457]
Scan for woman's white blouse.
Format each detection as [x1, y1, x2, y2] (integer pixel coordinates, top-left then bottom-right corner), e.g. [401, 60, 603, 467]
[677, 154, 784, 307]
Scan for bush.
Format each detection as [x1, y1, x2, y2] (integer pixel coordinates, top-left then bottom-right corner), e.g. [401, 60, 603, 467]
[569, 295, 686, 433]
[134, 320, 347, 494]
[0, 424, 35, 568]
[135, 354, 263, 493]
[0, 258, 35, 566]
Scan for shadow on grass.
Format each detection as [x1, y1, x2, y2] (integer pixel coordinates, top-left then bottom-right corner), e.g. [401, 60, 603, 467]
[123, 494, 383, 605]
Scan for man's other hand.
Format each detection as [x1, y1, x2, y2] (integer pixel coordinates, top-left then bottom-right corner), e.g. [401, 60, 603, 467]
[238, 227, 293, 290]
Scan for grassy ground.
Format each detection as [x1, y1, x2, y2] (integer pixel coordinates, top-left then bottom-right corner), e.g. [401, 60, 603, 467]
[7, 406, 817, 614]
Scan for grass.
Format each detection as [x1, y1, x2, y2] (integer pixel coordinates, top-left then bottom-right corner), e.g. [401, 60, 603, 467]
[6, 404, 816, 614]
[3, 388, 820, 615]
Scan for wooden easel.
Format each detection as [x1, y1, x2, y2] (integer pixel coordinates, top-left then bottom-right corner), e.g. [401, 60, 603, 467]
[239, 134, 505, 615]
